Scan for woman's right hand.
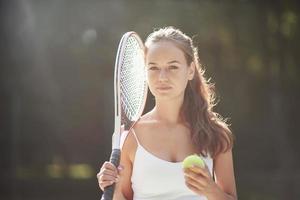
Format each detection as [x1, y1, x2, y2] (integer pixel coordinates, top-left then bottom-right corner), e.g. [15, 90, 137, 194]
[97, 161, 121, 191]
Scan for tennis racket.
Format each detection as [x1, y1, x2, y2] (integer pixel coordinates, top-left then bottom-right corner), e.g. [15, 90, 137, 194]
[101, 32, 148, 200]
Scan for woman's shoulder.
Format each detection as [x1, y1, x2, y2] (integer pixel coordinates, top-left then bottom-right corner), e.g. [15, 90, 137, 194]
[121, 112, 155, 159]
[134, 111, 157, 130]
[120, 129, 137, 162]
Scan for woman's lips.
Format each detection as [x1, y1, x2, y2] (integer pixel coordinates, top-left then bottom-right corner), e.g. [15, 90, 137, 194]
[156, 86, 172, 91]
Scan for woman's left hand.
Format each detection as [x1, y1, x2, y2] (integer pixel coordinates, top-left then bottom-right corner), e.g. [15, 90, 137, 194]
[183, 164, 219, 197]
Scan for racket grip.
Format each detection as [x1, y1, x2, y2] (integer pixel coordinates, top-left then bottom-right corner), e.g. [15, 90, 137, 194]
[101, 149, 121, 200]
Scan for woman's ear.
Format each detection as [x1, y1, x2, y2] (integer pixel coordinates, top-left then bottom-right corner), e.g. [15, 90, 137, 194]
[188, 62, 195, 80]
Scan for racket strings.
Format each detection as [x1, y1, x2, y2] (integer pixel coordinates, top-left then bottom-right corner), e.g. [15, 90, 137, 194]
[120, 36, 147, 122]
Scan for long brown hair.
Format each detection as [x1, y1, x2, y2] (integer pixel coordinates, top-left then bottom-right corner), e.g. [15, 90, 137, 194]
[145, 27, 234, 158]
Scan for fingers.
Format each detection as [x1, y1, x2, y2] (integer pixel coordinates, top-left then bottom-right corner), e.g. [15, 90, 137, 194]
[183, 165, 212, 195]
[102, 161, 118, 171]
[185, 178, 203, 194]
[184, 172, 206, 189]
[185, 165, 210, 179]
[97, 161, 123, 191]
[99, 179, 116, 191]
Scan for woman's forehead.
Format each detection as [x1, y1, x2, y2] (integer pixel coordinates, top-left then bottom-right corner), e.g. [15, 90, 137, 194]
[145, 41, 186, 64]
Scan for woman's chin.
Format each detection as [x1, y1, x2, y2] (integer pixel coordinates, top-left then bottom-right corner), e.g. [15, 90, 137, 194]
[153, 92, 184, 102]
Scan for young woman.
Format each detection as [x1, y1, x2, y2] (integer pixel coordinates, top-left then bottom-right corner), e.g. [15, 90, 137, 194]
[97, 27, 237, 200]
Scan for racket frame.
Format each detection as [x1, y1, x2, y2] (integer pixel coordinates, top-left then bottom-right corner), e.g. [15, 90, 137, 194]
[101, 31, 147, 200]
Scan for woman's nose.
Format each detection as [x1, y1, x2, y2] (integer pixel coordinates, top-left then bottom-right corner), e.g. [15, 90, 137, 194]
[158, 69, 168, 81]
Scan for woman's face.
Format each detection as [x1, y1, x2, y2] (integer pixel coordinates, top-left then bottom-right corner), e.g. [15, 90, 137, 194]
[145, 41, 194, 101]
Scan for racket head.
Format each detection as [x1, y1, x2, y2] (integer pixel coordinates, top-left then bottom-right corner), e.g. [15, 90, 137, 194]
[113, 32, 148, 149]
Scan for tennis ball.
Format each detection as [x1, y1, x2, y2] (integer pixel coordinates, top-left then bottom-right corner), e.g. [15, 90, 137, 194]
[182, 154, 205, 169]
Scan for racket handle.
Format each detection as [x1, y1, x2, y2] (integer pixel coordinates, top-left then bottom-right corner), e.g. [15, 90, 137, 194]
[101, 149, 121, 200]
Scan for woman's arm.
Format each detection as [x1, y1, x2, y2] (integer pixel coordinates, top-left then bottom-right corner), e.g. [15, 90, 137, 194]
[113, 131, 137, 200]
[207, 149, 237, 200]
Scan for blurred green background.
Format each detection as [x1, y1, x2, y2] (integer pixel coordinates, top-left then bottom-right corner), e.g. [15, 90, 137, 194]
[1, 0, 300, 199]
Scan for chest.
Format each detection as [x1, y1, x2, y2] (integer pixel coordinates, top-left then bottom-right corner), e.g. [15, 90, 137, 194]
[136, 126, 198, 163]
[131, 141, 212, 200]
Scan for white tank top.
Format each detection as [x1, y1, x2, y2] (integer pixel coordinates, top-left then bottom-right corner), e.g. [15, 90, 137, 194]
[129, 129, 214, 200]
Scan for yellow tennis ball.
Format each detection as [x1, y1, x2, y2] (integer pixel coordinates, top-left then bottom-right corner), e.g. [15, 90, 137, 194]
[182, 154, 205, 169]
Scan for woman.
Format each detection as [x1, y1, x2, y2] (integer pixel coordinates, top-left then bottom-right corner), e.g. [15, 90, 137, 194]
[97, 27, 237, 200]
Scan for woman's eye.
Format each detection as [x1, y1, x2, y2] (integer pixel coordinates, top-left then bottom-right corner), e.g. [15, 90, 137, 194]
[148, 66, 159, 70]
[169, 65, 179, 70]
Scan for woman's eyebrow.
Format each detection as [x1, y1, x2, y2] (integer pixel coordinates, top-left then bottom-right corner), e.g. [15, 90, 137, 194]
[148, 60, 180, 65]
[167, 60, 180, 64]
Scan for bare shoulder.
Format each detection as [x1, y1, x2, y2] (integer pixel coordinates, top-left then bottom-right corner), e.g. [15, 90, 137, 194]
[122, 112, 156, 161]
[121, 129, 138, 162]
[214, 148, 234, 168]
[133, 112, 156, 132]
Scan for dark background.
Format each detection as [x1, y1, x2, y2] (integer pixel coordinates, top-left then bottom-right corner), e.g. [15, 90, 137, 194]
[1, 0, 300, 199]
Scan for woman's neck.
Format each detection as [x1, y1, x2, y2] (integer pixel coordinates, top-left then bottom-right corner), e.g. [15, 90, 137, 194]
[152, 97, 184, 124]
